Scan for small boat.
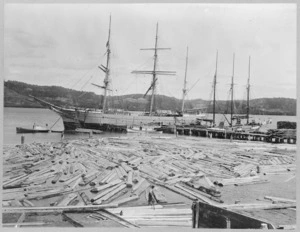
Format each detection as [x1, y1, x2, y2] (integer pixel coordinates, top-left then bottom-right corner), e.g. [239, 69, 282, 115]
[16, 126, 49, 134]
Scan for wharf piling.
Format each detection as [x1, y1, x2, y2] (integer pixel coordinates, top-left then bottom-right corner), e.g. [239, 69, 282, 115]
[162, 126, 296, 144]
[101, 124, 127, 133]
[21, 135, 25, 144]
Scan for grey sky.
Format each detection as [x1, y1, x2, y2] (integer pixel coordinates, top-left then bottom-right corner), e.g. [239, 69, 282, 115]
[4, 3, 296, 101]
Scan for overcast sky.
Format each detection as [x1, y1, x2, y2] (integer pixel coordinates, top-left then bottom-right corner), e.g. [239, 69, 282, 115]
[4, 3, 296, 101]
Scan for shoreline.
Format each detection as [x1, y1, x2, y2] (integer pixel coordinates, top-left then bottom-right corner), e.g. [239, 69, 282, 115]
[3, 106, 297, 117]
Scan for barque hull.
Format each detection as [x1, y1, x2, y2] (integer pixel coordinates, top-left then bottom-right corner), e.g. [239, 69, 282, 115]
[55, 108, 197, 131]
[30, 96, 198, 131]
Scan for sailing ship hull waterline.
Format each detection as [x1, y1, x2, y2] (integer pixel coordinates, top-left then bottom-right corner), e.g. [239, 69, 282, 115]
[31, 95, 197, 132]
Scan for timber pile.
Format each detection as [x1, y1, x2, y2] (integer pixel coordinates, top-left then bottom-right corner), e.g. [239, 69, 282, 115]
[277, 121, 296, 130]
[107, 205, 192, 227]
[2, 136, 296, 227]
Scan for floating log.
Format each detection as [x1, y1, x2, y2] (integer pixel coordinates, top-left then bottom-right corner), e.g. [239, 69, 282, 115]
[21, 199, 35, 207]
[118, 166, 128, 178]
[69, 163, 74, 174]
[51, 172, 63, 184]
[121, 162, 132, 173]
[79, 192, 91, 205]
[3, 173, 28, 187]
[25, 188, 72, 201]
[132, 171, 140, 184]
[3, 203, 119, 213]
[105, 172, 117, 183]
[223, 203, 296, 210]
[107, 205, 164, 215]
[3, 222, 48, 227]
[99, 171, 115, 185]
[284, 175, 295, 182]
[126, 171, 133, 187]
[215, 176, 260, 186]
[68, 176, 83, 190]
[97, 184, 127, 202]
[59, 173, 81, 183]
[175, 183, 217, 205]
[264, 196, 296, 204]
[90, 179, 122, 193]
[91, 183, 124, 203]
[181, 183, 224, 204]
[89, 213, 107, 221]
[79, 172, 99, 186]
[64, 174, 82, 186]
[115, 167, 124, 179]
[263, 172, 291, 175]
[234, 179, 269, 186]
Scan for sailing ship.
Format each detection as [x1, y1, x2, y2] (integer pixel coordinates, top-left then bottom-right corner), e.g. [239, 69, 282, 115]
[229, 56, 262, 130]
[31, 17, 196, 132]
[195, 52, 260, 131]
[181, 47, 206, 118]
[194, 51, 218, 128]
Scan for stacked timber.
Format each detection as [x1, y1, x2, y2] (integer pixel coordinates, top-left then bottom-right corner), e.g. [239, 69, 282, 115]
[277, 121, 296, 130]
[107, 205, 192, 227]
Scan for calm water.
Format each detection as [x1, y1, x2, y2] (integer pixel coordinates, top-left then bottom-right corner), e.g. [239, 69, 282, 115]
[3, 107, 297, 145]
[3, 108, 130, 145]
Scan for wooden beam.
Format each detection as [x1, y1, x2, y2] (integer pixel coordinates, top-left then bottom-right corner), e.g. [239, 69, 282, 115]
[3, 203, 119, 213]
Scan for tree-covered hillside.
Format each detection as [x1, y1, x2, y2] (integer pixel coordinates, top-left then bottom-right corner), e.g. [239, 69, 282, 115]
[4, 80, 296, 115]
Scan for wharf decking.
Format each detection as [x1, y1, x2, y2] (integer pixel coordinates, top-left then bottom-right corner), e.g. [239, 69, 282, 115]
[163, 126, 296, 144]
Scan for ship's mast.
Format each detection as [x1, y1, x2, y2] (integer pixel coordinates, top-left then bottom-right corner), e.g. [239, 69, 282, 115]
[149, 24, 159, 115]
[230, 53, 235, 127]
[246, 56, 251, 124]
[132, 23, 176, 116]
[212, 51, 218, 126]
[181, 46, 189, 113]
[102, 15, 111, 113]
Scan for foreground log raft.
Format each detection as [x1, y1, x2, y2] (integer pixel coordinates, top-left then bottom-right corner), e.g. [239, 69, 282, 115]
[2, 135, 296, 228]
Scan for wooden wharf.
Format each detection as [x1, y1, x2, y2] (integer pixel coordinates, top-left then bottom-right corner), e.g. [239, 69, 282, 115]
[162, 126, 296, 144]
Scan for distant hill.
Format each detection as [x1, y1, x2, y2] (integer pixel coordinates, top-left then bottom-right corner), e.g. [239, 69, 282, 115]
[4, 80, 296, 116]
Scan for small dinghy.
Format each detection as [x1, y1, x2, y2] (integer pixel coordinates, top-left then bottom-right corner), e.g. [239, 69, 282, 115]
[16, 124, 50, 133]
